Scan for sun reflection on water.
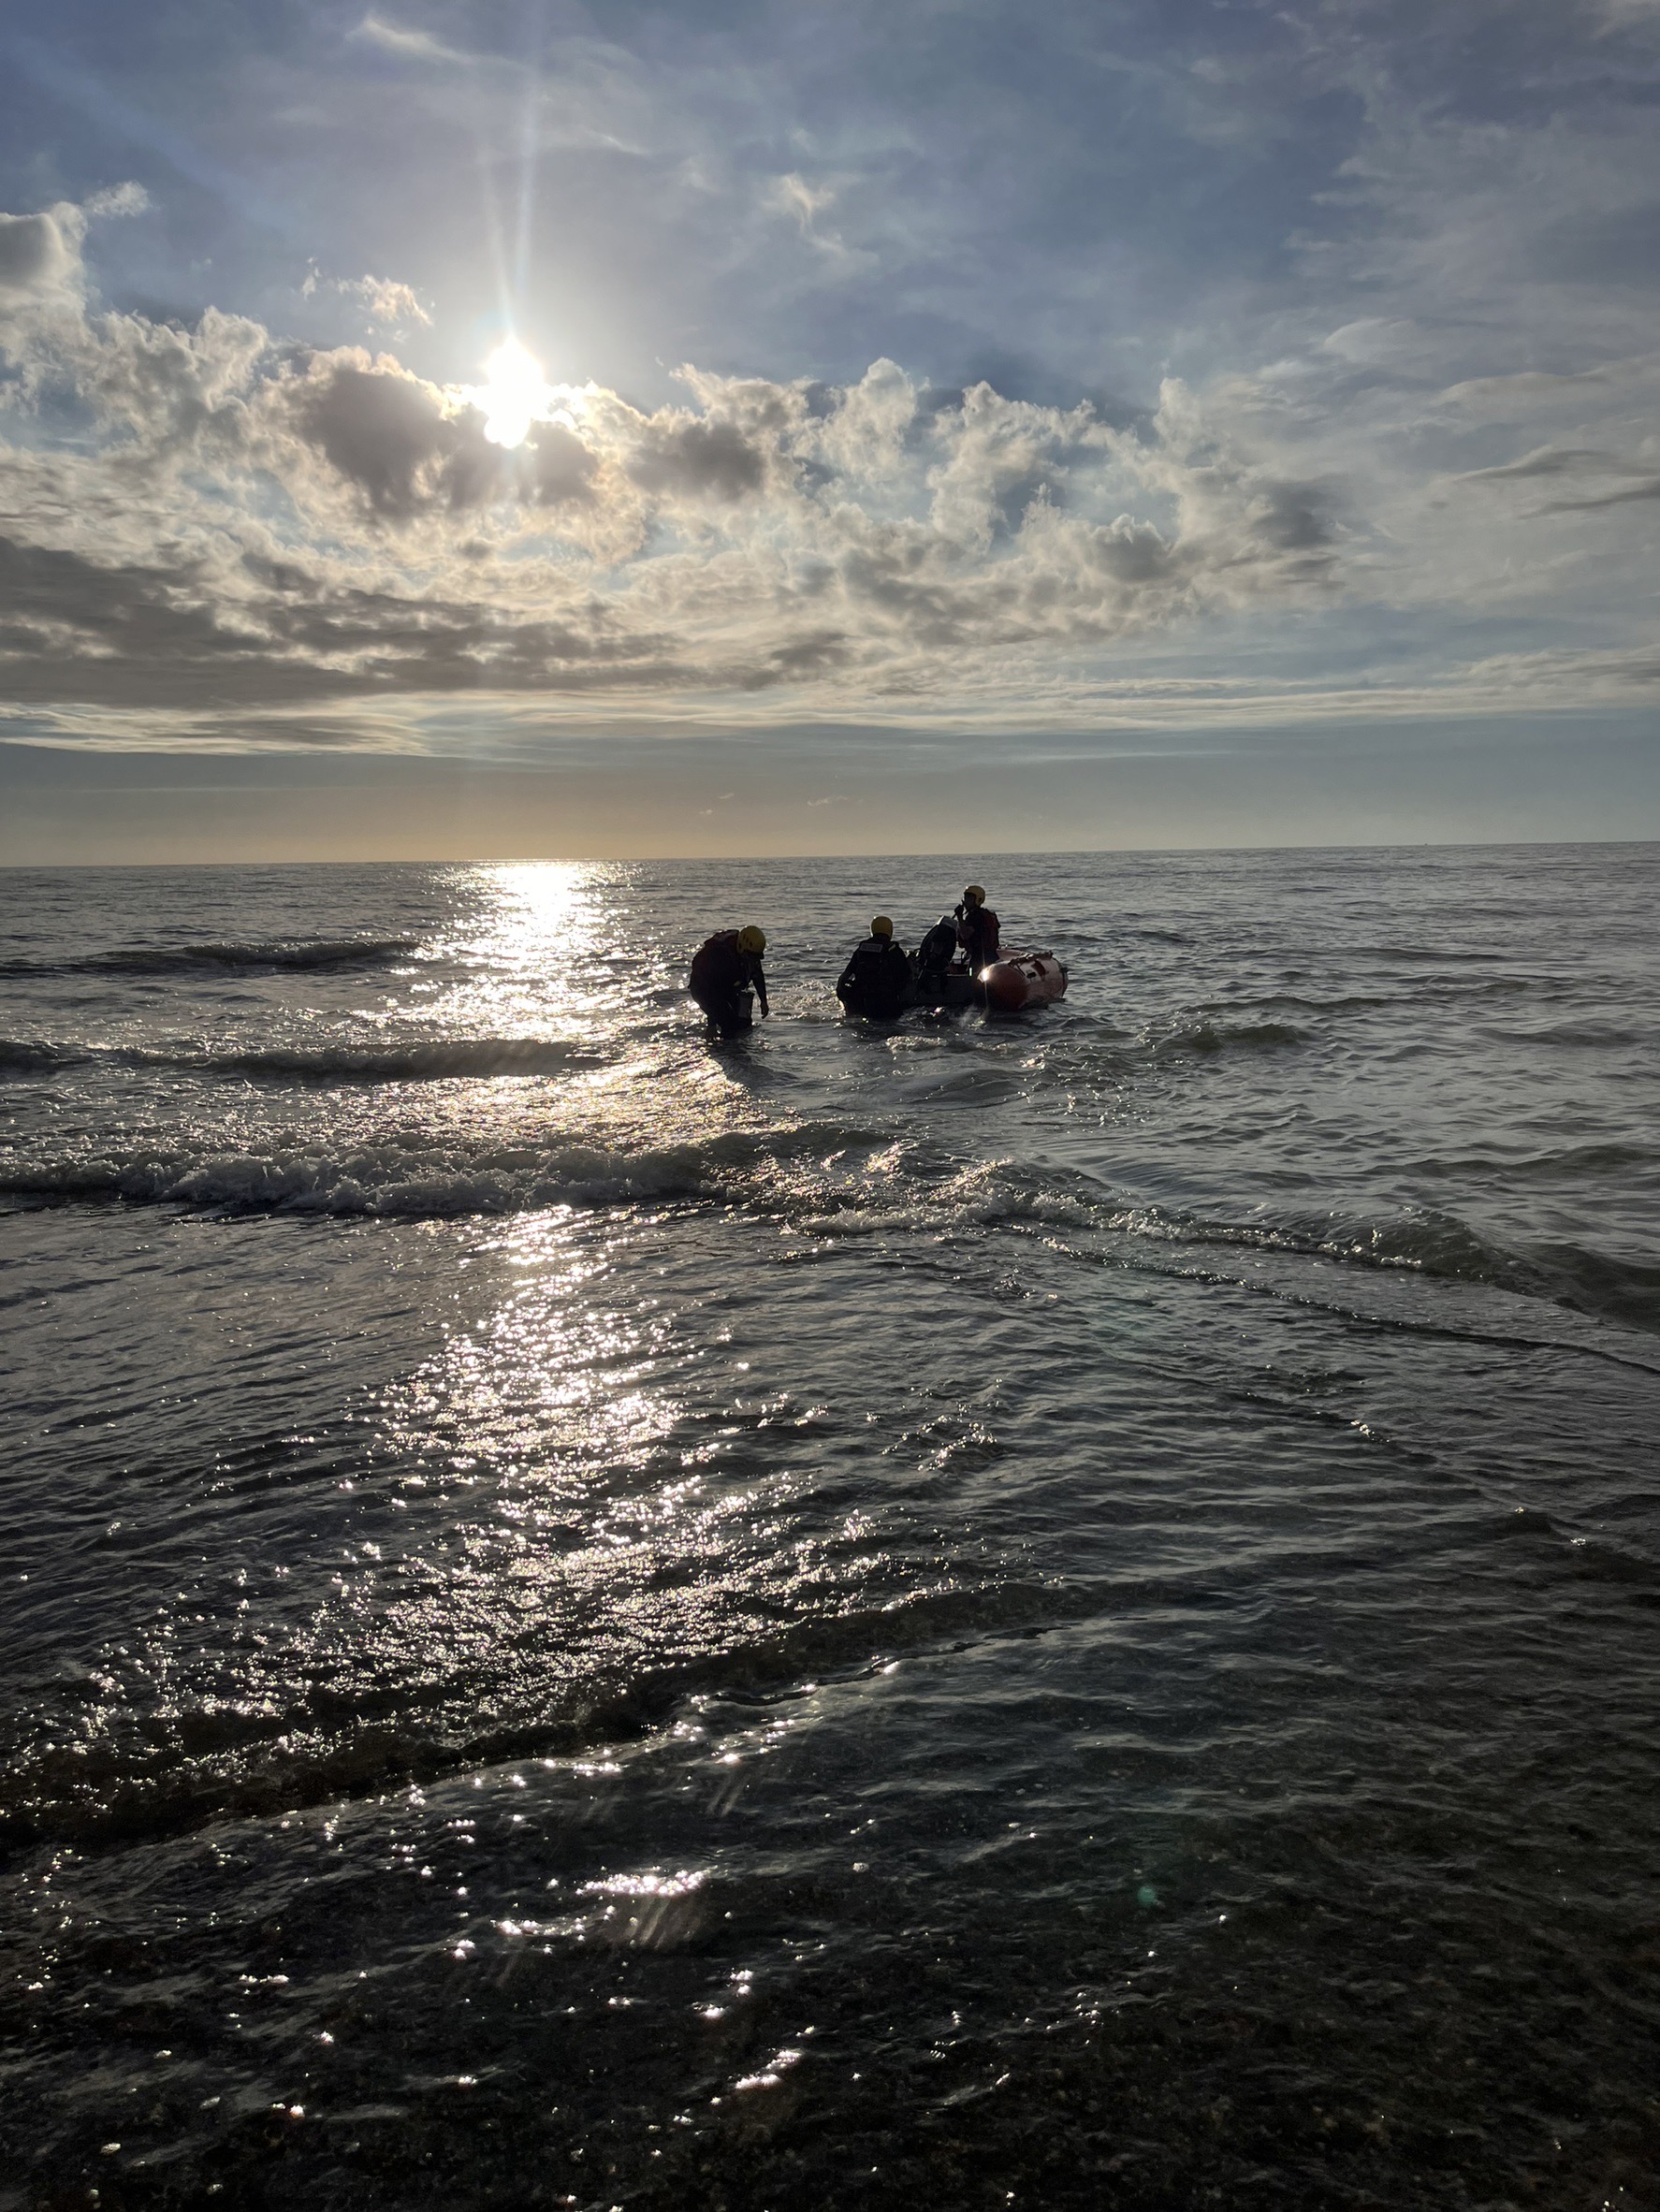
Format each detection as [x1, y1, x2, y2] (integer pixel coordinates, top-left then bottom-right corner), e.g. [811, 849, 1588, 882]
[421, 862, 620, 1040]
[382, 1210, 680, 1495]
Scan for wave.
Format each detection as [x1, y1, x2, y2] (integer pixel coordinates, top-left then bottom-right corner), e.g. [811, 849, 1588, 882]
[0, 1038, 80, 1076]
[5, 1108, 1656, 1332]
[1196, 991, 1404, 1016]
[1, 1142, 708, 1217]
[1118, 1201, 1660, 1333]
[0, 1572, 1046, 1851]
[1477, 1019, 1643, 1048]
[0, 936, 421, 980]
[1149, 1018, 1309, 1055]
[1339, 944, 1513, 964]
[1522, 1237, 1660, 1333]
[0, 1119, 906, 1221]
[0, 1035, 599, 1084]
[1404, 1141, 1660, 1183]
[125, 1038, 602, 1084]
[1121, 1201, 1511, 1283]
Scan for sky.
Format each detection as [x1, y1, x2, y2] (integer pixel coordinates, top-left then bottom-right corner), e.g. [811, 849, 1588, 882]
[1, 0, 1657, 859]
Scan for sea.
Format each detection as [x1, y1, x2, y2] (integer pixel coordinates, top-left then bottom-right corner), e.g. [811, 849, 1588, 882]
[1, 846, 1657, 2212]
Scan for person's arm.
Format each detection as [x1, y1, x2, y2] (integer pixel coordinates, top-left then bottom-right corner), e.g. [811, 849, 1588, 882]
[751, 958, 769, 1015]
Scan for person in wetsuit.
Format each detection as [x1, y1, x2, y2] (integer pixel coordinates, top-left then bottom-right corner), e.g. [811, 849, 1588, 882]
[954, 884, 1001, 972]
[689, 924, 769, 1040]
[836, 914, 912, 1020]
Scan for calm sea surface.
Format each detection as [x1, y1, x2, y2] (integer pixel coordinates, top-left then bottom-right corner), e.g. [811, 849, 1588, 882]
[2, 848, 1658, 2211]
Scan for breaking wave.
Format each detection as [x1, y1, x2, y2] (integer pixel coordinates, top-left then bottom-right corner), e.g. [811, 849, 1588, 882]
[6, 1117, 1653, 1330]
[0, 1122, 901, 1221]
[126, 1038, 604, 1084]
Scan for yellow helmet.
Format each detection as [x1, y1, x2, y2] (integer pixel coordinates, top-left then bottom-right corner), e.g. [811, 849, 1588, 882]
[870, 915, 893, 938]
[737, 924, 766, 954]
[964, 883, 985, 905]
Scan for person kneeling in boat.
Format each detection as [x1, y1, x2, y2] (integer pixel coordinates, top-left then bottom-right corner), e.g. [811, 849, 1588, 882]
[837, 915, 912, 1020]
[689, 924, 769, 1040]
[954, 884, 1000, 972]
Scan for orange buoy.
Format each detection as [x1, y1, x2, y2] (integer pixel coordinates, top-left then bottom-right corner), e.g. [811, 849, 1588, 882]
[979, 951, 1068, 1011]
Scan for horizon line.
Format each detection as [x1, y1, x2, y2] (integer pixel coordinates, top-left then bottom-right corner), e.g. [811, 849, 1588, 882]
[3, 833, 1657, 869]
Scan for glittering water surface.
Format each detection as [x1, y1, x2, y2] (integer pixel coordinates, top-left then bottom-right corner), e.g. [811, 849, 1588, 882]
[2, 848, 1658, 2212]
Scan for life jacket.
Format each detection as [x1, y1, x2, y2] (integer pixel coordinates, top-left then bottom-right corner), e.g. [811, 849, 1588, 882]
[838, 936, 910, 1009]
[689, 930, 745, 995]
[955, 903, 1000, 966]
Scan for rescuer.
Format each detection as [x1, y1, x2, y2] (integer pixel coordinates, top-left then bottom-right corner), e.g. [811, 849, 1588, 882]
[689, 924, 769, 1040]
[954, 884, 1001, 972]
[836, 914, 913, 1020]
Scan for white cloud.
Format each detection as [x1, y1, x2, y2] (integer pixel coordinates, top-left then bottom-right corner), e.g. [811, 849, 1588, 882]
[303, 268, 432, 329]
[351, 13, 472, 65]
[769, 173, 835, 234]
[350, 275, 430, 327]
[0, 170, 1656, 749]
[0, 211, 79, 302]
[761, 172, 869, 269]
[83, 182, 151, 220]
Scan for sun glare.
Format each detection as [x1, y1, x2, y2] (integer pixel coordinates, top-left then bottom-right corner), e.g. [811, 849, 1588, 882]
[473, 340, 558, 449]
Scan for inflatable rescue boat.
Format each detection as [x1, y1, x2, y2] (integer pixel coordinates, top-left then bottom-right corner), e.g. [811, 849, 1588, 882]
[976, 951, 1069, 1012]
[841, 950, 1068, 1018]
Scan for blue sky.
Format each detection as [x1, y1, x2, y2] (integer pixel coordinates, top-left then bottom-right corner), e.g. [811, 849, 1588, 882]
[1, 0, 1656, 855]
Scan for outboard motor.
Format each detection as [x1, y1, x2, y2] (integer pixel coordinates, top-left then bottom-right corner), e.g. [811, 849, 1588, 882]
[910, 916, 959, 1002]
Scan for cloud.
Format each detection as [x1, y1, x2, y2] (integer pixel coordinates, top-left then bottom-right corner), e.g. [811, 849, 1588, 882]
[351, 13, 471, 65]
[768, 174, 837, 236]
[303, 269, 431, 329]
[83, 182, 151, 221]
[0, 265, 1349, 720]
[350, 275, 429, 327]
[296, 358, 473, 515]
[0, 212, 77, 301]
[627, 415, 768, 502]
[1, 139, 1656, 749]
[763, 172, 865, 264]
[0, 179, 150, 309]
[1449, 435, 1660, 512]
[1540, 476, 1660, 513]
[1455, 445, 1639, 483]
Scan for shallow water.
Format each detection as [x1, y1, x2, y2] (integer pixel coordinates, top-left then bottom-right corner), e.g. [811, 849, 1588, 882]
[2, 846, 1658, 2210]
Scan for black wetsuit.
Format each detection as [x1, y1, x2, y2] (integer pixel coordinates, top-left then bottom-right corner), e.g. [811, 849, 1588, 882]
[836, 934, 912, 1020]
[954, 901, 1001, 972]
[689, 931, 768, 1038]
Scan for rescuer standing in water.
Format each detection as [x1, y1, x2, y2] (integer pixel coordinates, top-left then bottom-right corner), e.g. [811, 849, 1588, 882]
[836, 914, 913, 1020]
[954, 884, 1000, 972]
[688, 924, 769, 1040]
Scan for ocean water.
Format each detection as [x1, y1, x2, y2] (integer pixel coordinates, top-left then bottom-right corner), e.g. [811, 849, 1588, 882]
[2, 846, 1658, 2212]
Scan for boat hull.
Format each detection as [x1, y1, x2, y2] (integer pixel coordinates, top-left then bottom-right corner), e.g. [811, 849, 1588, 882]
[980, 952, 1068, 1011]
[858, 950, 1068, 1016]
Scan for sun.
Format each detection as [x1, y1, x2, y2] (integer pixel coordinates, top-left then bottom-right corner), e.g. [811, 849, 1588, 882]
[472, 339, 558, 449]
